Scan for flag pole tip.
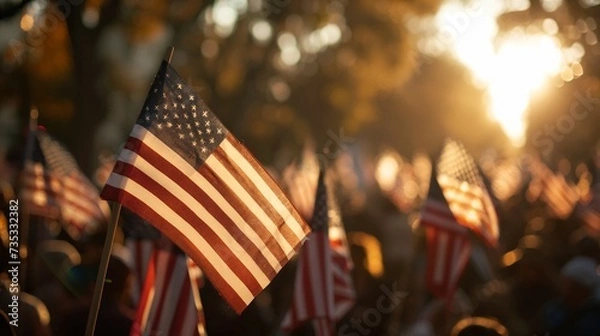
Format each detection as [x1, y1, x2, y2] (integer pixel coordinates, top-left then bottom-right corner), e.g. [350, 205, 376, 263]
[165, 46, 175, 64]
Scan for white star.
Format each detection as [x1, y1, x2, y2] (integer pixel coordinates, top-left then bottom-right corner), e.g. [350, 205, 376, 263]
[177, 83, 182, 89]
[217, 128, 222, 134]
[202, 111, 208, 117]
[167, 122, 173, 128]
[179, 133, 185, 139]
[157, 123, 163, 129]
[177, 94, 182, 100]
[194, 121, 200, 126]
[200, 139, 205, 144]
[209, 138, 215, 144]
[192, 141, 197, 146]
[176, 124, 182, 130]
[186, 124, 191, 129]
[174, 113, 179, 119]
[204, 121, 210, 126]
[145, 115, 150, 121]
[153, 88, 158, 93]
[201, 147, 207, 153]
[166, 73, 170, 78]
[172, 102, 178, 108]
[189, 132, 194, 138]
[162, 93, 166, 98]
[181, 104, 186, 110]
[145, 106, 149, 111]
[206, 128, 211, 134]
[192, 105, 197, 111]
[163, 104, 168, 110]
[162, 114, 168, 120]
[197, 129, 203, 135]
[189, 95, 195, 101]
[154, 105, 159, 110]
[192, 112, 198, 118]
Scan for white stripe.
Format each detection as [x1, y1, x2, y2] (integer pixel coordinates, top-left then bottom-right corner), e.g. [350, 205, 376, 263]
[433, 231, 448, 285]
[117, 148, 271, 287]
[132, 126, 291, 270]
[220, 138, 307, 242]
[105, 173, 254, 305]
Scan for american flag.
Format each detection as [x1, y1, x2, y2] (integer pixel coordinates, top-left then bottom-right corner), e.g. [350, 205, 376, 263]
[528, 157, 579, 219]
[101, 61, 310, 314]
[326, 178, 355, 320]
[437, 139, 499, 247]
[121, 210, 206, 336]
[420, 170, 471, 300]
[282, 170, 335, 335]
[20, 127, 108, 239]
[281, 151, 319, 220]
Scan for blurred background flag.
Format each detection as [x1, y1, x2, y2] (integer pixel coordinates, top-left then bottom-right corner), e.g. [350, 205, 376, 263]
[420, 169, 471, 302]
[282, 170, 336, 336]
[122, 209, 206, 336]
[527, 157, 580, 220]
[437, 139, 499, 247]
[326, 171, 355, 320]
[20, 126, 108, 240]
[100, 60, 310, 314]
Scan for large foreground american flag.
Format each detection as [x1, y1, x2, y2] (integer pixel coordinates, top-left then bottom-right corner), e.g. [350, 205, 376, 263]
[21, 127, 108, 239]
[101, 60, 311, 313]
[420, 170, 471, 301]
[282, 170, 335, 335]
[437, 139, 499, 247]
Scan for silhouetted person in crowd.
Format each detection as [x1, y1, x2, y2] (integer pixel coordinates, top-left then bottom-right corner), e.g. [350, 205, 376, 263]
[58, 256, 134, 336]
[535, 256, 600, 335]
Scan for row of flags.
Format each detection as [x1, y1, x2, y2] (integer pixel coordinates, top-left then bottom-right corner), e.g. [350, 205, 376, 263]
[16, 55, 600, 334]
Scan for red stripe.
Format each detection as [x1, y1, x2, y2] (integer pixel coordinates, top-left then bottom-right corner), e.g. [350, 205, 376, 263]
[102, 185, 248, 313]
[132, 249, 157, 335]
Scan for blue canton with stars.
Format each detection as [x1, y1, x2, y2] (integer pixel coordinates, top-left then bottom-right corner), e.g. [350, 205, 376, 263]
[136, 61, 228, 169]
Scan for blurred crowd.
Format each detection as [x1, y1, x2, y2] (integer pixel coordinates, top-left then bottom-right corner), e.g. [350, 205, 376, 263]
[1, 140, 600, 336]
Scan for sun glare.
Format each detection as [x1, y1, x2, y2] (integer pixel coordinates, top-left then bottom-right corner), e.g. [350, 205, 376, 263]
[413, 1, 584, 147]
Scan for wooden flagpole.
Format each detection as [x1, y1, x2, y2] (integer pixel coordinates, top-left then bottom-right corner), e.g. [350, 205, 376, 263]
[20, 107, 38, 291]
[84, 46, 175, 336]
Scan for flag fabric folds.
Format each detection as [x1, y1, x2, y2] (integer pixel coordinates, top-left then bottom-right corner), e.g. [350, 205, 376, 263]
[21, 127, 108, 239]
[101, 61, 311, 314]
[437, 139, 499, 247]
[282, 171, 336, 335]
[420, 171, 471, 301]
